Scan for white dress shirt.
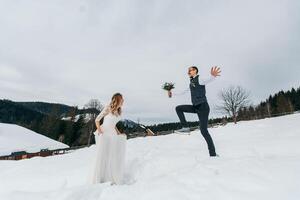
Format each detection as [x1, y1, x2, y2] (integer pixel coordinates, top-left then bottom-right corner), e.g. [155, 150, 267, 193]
[174, 74, 216, 96]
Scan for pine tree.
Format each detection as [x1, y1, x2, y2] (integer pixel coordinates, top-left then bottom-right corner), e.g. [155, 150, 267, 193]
[277, 94, 291, 114]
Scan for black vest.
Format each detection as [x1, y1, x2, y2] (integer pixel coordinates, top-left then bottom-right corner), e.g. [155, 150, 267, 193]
[190, 75, 207, 105]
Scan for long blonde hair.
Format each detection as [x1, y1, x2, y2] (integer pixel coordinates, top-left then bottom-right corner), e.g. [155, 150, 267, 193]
[109, 93, 123, 116]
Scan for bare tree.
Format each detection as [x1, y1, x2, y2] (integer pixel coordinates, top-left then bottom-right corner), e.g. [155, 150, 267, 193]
[84, 99, 104, 145]
[217, 86, 250, 124]
[84, 99, 104, 112]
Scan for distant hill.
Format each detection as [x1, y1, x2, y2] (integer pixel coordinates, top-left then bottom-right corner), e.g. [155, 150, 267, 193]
[0, 99, 91, 146]
[18, 101, 75, 117]
[0, 100, 45, 126]
[18, 101, 99, 118]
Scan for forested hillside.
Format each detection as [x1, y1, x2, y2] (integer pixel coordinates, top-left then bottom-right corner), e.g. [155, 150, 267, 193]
[238, 87, 300, 120]
[0, 100, 94, 146]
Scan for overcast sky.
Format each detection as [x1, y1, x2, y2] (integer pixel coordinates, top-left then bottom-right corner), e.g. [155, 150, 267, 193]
[0, 0, 300, 124]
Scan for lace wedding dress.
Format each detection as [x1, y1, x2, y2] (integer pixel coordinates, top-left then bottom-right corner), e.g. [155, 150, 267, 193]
[88, 106, 127, 185]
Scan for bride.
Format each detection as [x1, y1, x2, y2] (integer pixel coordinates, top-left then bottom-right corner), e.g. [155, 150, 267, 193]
[88, 93, 127, 185]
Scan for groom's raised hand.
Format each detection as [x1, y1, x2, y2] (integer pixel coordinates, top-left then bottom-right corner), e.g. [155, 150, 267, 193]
[211, 66, 221, 77]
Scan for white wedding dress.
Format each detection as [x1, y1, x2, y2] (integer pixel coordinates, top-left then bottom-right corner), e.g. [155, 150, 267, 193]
[88, 106, 127, 185]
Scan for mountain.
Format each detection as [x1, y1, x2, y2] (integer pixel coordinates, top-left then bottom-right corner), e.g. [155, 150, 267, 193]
[1, 113, 299, 200]
[117, 119, 145, 132]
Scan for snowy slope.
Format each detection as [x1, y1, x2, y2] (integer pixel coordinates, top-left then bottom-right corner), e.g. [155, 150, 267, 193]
[0, 123, 69, 156]
[1, 114, 300, 200]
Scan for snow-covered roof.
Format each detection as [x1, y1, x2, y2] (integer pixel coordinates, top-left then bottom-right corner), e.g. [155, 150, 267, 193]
[0, 123, 69, 156]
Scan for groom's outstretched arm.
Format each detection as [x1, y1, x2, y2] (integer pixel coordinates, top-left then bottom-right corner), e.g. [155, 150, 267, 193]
[199, 66, 221, 85]
[171, 88, 190, 97]
[169, 66, 221, 98]
[199, 75, 216, 85]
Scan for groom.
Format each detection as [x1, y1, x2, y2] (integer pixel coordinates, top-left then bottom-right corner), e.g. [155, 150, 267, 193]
[169, 66, 221, 157]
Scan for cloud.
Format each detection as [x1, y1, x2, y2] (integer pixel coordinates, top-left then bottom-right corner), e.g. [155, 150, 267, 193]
[0, 0, 300, 124]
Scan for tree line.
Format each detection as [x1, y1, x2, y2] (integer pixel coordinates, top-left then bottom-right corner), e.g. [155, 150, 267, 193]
[237, 87, 300, 121]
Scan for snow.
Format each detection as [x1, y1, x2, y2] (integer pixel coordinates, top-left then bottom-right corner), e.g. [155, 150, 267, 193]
[62, 114, 93, 123]
[62, 115, 82, 122]
[1, 114, 300, 200]
[0, 123, 69, 156]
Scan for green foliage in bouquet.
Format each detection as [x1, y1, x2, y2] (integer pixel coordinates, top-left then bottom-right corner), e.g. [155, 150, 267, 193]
[162, 82, 175, 91]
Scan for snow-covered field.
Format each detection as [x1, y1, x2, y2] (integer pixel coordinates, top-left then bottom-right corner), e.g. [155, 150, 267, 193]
[0, 123, 69, 156]
[1, 114, 300, 200]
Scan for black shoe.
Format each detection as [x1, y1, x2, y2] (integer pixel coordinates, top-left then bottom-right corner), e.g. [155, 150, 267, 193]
[210, 153, 219, 157]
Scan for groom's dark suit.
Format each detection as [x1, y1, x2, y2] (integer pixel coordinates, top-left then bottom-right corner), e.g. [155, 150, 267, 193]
[176, 75, 216, 156]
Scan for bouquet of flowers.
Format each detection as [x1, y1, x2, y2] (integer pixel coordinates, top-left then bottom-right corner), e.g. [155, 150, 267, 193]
[162, 82, 175, 98]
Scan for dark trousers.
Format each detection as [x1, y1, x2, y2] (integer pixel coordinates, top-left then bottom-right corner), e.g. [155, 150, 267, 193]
[176, 102, 216, 156]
